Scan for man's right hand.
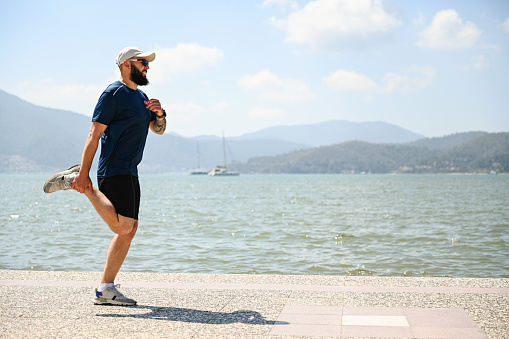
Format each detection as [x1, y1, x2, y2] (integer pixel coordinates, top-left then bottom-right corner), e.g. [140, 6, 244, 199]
[72, 172, 94, 195]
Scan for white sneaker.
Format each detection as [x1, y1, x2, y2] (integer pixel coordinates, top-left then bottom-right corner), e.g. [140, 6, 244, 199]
[93, 284, 137, 306]
[43, 165, 80, 193]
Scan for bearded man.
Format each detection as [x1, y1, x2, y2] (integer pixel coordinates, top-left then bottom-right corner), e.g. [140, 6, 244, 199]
[43, 47, 167, 305]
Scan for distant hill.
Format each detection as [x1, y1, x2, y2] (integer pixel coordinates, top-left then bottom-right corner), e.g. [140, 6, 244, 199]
[236, 120, 424, 146]
[0, 89, 91, 172]
[407, 131, 487, 150]
[234, 132, 509, 174]
[430, 132, 509, 173]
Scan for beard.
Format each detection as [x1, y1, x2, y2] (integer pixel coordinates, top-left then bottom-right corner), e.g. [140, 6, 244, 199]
[130, 64, 149, 86]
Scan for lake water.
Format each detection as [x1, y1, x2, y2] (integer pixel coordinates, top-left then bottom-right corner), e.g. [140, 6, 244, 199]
[1, 174, 508, 278]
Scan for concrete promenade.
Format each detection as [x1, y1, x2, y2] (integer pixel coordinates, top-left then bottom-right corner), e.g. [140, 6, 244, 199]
[0, 270, 507, 338]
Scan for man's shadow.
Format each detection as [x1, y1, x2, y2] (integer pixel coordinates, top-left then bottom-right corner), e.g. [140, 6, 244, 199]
[95, 305, 286, 325]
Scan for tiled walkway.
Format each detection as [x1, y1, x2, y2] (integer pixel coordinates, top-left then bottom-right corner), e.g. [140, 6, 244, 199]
[0, 271, 507, 338]
[271, 306, 487, 338]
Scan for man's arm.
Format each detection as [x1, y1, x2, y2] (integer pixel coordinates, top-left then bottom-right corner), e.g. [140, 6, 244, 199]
[150, 115, 166, 135]
[145, 99, 166, 135]
[72, 121, 108, 194]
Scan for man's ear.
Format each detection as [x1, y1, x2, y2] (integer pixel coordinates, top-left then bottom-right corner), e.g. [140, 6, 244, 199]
[123, 60, 130, 68]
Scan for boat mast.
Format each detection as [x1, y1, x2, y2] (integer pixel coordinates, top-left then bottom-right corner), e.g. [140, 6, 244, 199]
[196, 141, 201, 169]
[222, 131, 227, 169]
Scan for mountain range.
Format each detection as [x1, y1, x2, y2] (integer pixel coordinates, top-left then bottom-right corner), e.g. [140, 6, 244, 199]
[1, 88, 427, 173]
[236, 120, 423, 146]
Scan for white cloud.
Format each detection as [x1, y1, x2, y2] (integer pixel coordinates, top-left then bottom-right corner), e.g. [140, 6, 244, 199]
[270, 0, 402, 51]
[213, 102, 228, 112]
[322, 66, 436, 93]
[150, 43, 223, 81]
[238, 69, 314, 102]
[323, 70, 378, 91]
[383, 66, 436, 93]
[249, 107, 286, 119]
[323, 67, 435, 94]
[504, 17, 509, 34]
[238, 69, 281, 89]
[417, 9, 481, 48]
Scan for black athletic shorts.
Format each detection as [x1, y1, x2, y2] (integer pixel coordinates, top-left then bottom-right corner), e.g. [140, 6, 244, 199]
[98, 175, 141, 220]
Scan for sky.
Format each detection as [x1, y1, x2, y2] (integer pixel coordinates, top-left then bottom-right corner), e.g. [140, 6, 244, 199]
[1, 0, 508, 138]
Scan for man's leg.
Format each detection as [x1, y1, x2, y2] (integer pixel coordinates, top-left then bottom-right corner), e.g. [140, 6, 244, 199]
[84, 187, 136, 235]
[84, 187, 137, 282]
[101, 221, 138, 283]
[85, 176, 140, 306]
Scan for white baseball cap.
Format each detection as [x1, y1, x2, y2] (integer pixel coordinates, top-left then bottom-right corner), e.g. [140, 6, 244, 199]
[116, 47, 156, 66]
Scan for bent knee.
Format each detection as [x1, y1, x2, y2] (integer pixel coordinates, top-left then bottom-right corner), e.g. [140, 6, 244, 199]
[112, 217, 137, 235]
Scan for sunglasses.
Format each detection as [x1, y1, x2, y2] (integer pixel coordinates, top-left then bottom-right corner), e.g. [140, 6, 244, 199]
[128, 58, 149, 67]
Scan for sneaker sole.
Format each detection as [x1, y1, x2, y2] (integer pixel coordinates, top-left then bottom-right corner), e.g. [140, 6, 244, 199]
[93, 297, 137, 306]
[43, 164, 80, 193]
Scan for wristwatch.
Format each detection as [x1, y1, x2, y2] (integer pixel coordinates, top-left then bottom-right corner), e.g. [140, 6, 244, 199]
[156, 109, 166, 119]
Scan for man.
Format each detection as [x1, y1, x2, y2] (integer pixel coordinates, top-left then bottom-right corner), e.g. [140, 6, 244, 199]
[43, 47, 167, 306]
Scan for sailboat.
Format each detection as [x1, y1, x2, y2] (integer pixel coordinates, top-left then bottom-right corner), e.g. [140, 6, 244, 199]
[189, 142, 209, 175]
[208, 132, 239, 176]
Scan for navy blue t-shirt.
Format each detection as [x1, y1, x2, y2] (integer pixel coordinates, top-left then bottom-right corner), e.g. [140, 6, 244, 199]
[92, 81, 156, 178]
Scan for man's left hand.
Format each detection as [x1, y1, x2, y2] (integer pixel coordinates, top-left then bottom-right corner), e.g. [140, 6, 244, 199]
[145, 99, 164, 117]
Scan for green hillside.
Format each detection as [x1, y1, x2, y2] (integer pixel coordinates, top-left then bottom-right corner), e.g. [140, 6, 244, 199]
[234, 132, 509, 174]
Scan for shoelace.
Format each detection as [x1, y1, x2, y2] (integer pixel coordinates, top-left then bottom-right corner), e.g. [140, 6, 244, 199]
[53, 174, 75, 190]
[112, 284, 127, 297]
